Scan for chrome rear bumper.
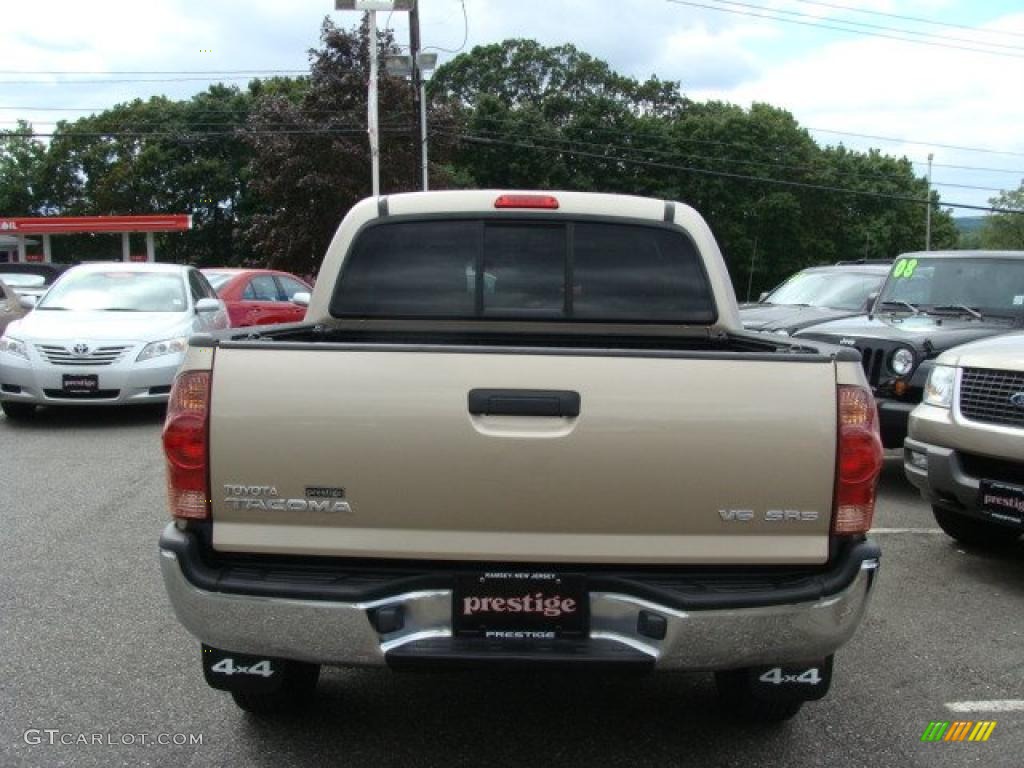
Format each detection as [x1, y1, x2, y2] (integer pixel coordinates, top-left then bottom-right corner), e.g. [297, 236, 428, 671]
[160, 526, 879, 671]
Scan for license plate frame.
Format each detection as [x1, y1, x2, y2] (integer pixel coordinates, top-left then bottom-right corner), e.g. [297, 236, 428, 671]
[453, 572, 589, 639]
[62, 374, 99, 394]
[978, 479, 1024, 527]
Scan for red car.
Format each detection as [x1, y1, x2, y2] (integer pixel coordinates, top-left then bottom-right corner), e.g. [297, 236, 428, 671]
[202, 269, 311, 327]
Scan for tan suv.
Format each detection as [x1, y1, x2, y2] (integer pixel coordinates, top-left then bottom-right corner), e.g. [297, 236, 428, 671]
[905, 332, 1024, 547]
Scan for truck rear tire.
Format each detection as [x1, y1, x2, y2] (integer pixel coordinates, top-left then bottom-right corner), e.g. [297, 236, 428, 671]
[714, 670, 805, 723]
[1, 402, 36, 420]
[933, 505, 1015, 549]
[229, 662, 320, 715]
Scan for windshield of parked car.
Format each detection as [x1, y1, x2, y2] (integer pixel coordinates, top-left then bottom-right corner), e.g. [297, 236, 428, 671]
[0, 273, 46, 288]
[877, 257, 1024, 315]
[765, 270, 884, 310]
[38, 271, 187, 312]
[202, 272, 233, 291]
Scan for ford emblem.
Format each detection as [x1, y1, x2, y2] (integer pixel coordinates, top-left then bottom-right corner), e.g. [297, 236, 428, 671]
[1010, 392, 1024, 409]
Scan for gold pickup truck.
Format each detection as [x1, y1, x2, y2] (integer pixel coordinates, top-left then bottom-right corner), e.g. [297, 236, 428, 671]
[158, 190, 883, 722]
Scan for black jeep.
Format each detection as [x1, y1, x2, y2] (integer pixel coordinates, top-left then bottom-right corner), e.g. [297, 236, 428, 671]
[795, 251, 1024, 449]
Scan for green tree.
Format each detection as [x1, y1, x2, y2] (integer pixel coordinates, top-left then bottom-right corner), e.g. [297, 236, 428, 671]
[243, 18, 457, 273]
[980, 182, 1024, 249]
[430, 39, 688, 191]
[0, 121, 46, 215]
[38, 86, 260, 265]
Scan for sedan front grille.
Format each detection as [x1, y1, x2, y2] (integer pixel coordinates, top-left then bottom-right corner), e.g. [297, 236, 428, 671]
[43, 389, 120, 400]
[959, 367, 1024, 429]
[35, 344, 131, 367]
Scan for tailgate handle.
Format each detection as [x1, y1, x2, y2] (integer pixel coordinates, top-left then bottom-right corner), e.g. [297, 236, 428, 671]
[468, 389, 581, 418]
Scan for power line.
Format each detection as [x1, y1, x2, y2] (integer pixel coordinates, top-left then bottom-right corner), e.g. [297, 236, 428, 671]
[454, 103, 1024, 164]
[458, 123, 1008, 194]
[425, 0, 469, 54]
[0, 108, 415, 129]
[441, 129, 1023, 214]
[4, 97, 1023, 163]
[460, 113, 1018, 187]
[0, 69, 308, 76]
[926, 160, 1024, 176]
[0, 74, 309, 85]
[712, 0, 1024, 53]
[808, 126, 1024, 158]
[5, 119, 1017, 212]
[664, 0, 1024, 60]
[6, 107, 1015, 186]
[0, 119, 415, 130]
[4, 112, 1008, 192]
[8, 126, 416, 139]
[788, 0, 1024, 41]
[4, 102, 1020, 158]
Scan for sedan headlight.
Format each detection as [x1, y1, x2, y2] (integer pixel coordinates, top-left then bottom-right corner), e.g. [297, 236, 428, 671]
[136, 337, 188, 363]
[923, 364, 956, 408]
[0, 336, 28, 360]
[889, 347, 915, 376]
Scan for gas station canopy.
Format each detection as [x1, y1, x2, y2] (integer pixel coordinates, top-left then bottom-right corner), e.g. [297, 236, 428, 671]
[0, 214, 192, 263]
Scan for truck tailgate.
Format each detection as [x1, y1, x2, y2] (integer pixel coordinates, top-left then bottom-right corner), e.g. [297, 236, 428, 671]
[208, 348, 837, 564]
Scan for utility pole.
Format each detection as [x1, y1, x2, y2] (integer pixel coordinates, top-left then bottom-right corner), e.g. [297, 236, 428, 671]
[745, 194, 766, 302]
[367, 9, 381, 196]
[336, 1, 416, 196]
[745, 233, 759, 303]
[409, 1, 429, 190]
[925, 152, 934, 251]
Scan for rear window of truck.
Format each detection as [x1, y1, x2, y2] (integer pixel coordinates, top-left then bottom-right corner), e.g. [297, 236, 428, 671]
[331, 219, 716, 323]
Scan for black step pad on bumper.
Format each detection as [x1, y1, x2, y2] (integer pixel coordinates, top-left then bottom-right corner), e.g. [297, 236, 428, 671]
[386, 636, 655, 671]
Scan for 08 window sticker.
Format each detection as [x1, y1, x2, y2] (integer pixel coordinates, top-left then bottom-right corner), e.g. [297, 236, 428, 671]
[892, 258, 919, 279]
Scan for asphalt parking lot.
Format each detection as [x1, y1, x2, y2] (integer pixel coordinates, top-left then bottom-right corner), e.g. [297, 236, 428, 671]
[2, 406, 1022, 768]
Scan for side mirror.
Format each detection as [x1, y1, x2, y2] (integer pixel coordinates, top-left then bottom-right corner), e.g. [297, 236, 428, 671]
[195, 297, 221, 313]
[290, 292, 311, 308]
[758, 291, 769, 303]
[18, 295, 37, 310]
[863, 291, 879, 313]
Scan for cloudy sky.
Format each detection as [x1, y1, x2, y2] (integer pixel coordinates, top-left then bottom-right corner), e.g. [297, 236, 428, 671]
[2, 0, 1023, 215]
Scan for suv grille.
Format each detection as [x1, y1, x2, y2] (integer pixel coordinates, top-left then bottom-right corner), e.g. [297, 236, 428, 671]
[35, 344, 130, 367]
[856, 346, 884, 386]
[959, 367, 1024, 428]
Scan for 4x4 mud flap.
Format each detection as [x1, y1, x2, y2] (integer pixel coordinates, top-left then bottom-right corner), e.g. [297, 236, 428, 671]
[738, 656, 834, 702]
[201, 645, 311, 694]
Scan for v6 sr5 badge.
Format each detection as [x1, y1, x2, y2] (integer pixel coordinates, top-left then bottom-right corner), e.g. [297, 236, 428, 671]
[719, 509, 819, 522]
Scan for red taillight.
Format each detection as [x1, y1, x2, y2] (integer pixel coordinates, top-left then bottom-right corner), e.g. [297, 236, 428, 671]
[494, 194, 559, 210]
[833, 385, 883, 535]
[162, 370, 211, 520]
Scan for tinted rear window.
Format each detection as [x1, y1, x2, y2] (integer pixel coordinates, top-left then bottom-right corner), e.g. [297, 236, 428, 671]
[335, 221, 477, 317]
[332, 219, 715, 323]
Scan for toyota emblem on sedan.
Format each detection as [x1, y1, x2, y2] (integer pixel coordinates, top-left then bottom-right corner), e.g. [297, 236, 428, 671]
[72, 343, 90, 356]
[1011, 392, 1024, 409]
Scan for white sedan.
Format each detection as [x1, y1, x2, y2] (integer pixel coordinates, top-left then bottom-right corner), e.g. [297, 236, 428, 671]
[0, 262, 228, 419]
